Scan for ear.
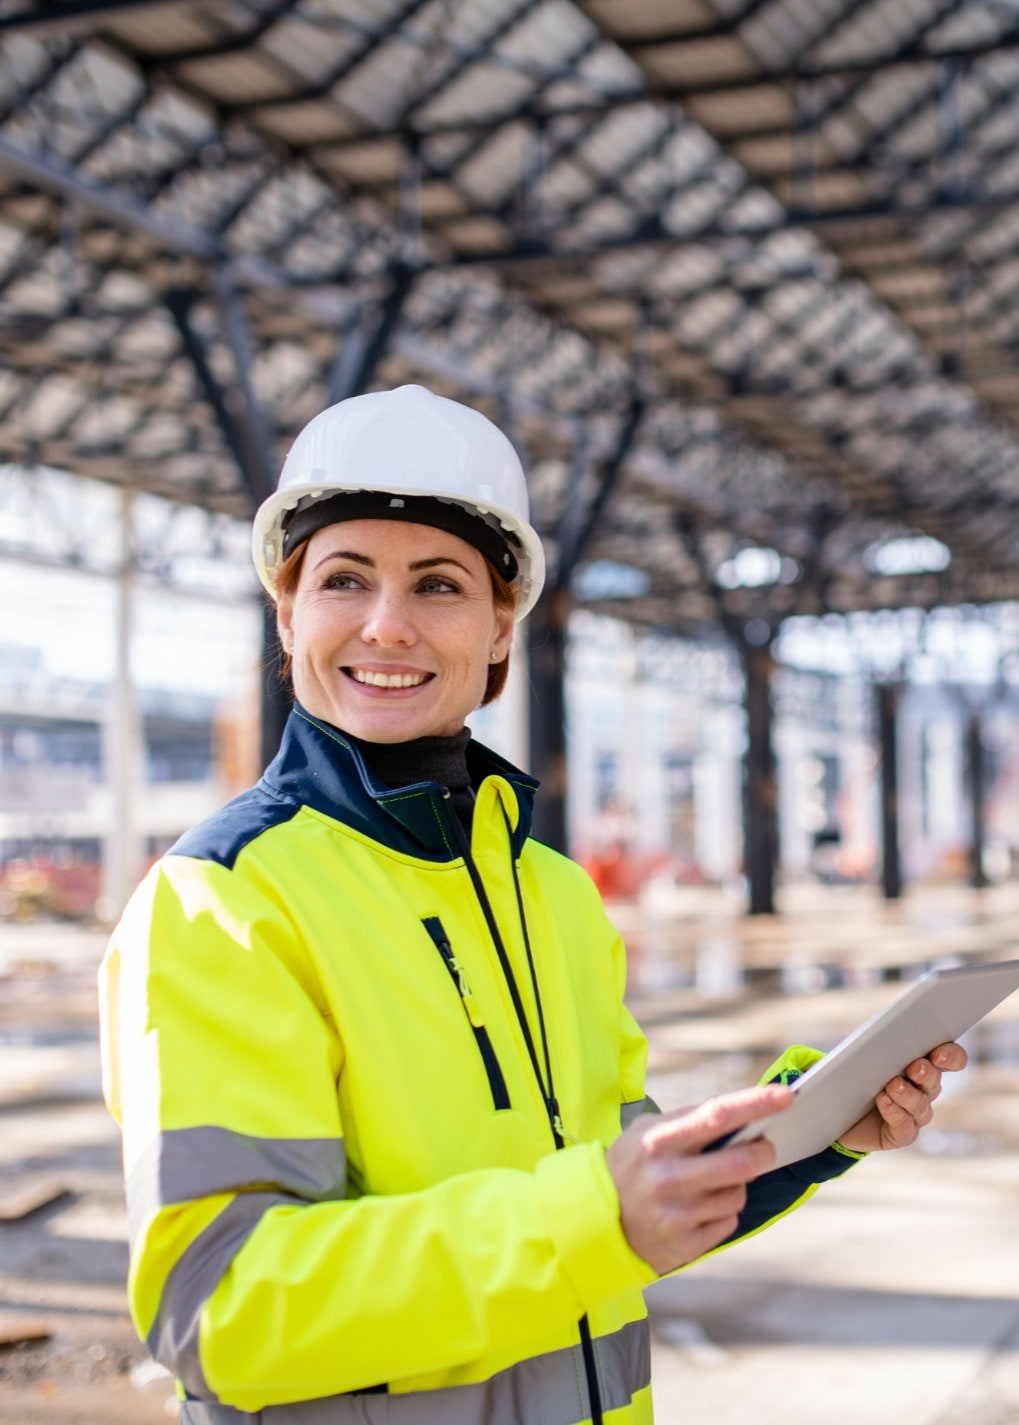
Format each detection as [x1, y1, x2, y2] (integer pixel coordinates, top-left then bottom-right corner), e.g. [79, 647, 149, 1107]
[490, 601, 515, 662]
[276, 596, 295, 654]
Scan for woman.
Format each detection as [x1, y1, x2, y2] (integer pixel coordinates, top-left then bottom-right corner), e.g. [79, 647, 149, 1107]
[99, 384, 964, 1425]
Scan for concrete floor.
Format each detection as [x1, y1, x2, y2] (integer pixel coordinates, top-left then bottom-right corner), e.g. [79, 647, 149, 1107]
[0, 881, 1017, 1424]
[623, 881, 1019, 1425]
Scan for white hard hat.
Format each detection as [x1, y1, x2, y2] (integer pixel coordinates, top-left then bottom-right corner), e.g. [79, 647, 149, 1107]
[252, 384, 546, 618]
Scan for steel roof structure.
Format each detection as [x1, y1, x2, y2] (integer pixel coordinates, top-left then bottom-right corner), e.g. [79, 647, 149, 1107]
[4, 0, 1019, 642]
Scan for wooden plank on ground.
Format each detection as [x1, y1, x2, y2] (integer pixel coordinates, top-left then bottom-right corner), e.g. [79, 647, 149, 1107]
[0, 1317, 51, 1347]
[0, 1177, 68, 1221]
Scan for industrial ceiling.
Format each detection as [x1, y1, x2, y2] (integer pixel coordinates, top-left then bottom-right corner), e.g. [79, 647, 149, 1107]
[3, 0, 1019, 637]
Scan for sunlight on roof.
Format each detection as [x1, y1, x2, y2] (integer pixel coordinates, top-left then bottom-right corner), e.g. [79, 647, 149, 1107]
[864, 535, 952, 576]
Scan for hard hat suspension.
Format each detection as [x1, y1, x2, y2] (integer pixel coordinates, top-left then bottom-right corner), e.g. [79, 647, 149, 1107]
[281, 490, 521, 580]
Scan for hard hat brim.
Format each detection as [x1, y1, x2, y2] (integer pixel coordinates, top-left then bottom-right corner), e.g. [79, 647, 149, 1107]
[253, 483, 546, 619]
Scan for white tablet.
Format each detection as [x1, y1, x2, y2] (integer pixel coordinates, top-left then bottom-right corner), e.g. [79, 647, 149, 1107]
[722, 959, 1019, 1170]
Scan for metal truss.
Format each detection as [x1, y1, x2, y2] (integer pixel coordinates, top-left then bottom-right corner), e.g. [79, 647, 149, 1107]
[0, 461, 255, 602]
[1, 0, 1019, 644]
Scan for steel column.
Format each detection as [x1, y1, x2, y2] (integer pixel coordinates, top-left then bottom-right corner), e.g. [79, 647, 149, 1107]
[101, 488, 144, 921]
[742, 639, 778, 916]
[212, 269, 277, 504]
[965, 712, 988, 889]
[214, 274, 286, 768]
[168, 282, 286, 767]
[877, 682, 903, 900]
[327, 261, 417, 404]
[527, 402, 643, 853]
[167, 289, 250, 478]
[527, 587, 569, 852]
[557, 396, 644, 586]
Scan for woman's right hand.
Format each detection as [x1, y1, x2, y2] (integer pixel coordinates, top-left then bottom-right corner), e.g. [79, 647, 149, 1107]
[606, 1085, 793, 1275]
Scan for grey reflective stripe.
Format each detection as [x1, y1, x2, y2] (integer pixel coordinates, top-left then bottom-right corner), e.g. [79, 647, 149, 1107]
[179, 1318, 649, 1425]
[590, 1316, 650, 1415]
[179, 1405, 259, 1425]
[148, 1190, 289, 1400]
[128, 1127, 345, 1245]
[620, 1096, 659, 1129]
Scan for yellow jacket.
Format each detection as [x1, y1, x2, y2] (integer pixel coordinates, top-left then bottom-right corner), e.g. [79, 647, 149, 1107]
[99, 706, 854, 1425]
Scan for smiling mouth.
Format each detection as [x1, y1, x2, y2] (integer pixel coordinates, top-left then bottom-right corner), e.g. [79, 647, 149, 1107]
[346, 668, 431, 689]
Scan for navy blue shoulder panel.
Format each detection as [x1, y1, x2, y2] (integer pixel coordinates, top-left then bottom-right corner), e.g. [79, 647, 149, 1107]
[166, 707, 541, 869]
[273, 706, 539, 861]
[168, 783, 301, 870]
[272, 708, 459, 861]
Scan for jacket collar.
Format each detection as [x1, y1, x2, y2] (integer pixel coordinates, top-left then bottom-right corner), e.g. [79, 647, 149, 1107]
[262, 704, 538, 862]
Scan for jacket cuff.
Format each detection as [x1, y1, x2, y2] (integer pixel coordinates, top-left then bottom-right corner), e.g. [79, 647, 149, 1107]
[787, 1142, 864, 1183]
[761, 1045, 870, 1176]
[535, 1141, 657, 1307]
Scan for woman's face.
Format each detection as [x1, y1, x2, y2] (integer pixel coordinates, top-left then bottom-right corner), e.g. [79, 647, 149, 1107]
[277, 519, 515, 743]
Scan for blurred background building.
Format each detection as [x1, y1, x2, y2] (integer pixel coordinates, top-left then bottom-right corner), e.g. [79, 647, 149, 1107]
[2, 464, 1017, 925]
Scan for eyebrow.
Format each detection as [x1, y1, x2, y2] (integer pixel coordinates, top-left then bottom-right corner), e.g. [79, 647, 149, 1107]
[312, 550, 474, 576]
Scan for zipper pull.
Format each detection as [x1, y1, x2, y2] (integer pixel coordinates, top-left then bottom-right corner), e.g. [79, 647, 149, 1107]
[548, 1096, 574, 1146]
[450, 954, 485, 1028]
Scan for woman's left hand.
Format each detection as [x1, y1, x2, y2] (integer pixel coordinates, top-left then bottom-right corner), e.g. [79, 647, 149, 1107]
[835, 1042, 969, 1154]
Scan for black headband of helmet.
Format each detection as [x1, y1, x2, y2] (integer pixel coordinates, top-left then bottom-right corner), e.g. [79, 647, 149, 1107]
[281, 491, 520, 581]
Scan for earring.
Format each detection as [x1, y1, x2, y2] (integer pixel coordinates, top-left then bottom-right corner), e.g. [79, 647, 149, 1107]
[490, 650, 499, 661]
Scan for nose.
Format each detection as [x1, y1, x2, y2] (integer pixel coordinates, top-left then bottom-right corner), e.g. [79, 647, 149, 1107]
[360, 589, 417, 648]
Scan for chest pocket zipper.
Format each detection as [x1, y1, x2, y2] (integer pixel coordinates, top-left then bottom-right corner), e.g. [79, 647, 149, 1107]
[422, 917, 511, 1111]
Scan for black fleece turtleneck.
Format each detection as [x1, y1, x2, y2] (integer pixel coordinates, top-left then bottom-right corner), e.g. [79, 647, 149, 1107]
[349, 727, 476, 832]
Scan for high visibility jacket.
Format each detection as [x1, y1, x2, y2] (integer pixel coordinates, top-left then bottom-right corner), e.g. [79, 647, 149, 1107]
[99, 705, 856, 1425]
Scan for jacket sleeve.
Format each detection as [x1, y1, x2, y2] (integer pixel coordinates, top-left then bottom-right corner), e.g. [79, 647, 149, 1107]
[719, 1045, 863, 1250]
[98, 855, 654, 1413]
[608, 919, 656, 1129]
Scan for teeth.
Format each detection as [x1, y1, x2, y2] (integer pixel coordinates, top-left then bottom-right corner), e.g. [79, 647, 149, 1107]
[351, 669, 428, 689]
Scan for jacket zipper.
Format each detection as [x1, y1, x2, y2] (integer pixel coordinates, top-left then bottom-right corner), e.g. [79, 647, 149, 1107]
[421, 916, 511, 1111]
[444, 797, 605, 1425]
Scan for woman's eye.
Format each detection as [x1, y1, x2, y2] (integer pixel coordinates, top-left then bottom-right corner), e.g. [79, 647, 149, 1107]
[419, 576, 458, 594]
[322, 572, 363, 591]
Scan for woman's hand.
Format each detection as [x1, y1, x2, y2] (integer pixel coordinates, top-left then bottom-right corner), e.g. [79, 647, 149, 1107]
[606, 1084, 792, 1276]
[834, 1041, 968, 1154]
